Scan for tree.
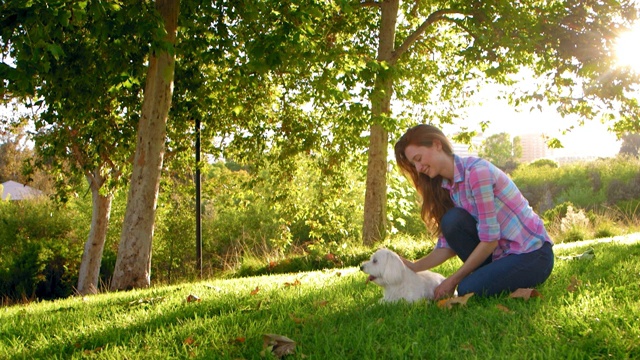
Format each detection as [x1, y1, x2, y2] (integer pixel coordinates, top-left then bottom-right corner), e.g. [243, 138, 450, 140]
[479, 133, 512, 168]
[3, 0, 638, 289]
[0, 121, 30, 183]
[5, 0, 368, 290]
[478, 132, 520, 170]
[355, 0, 639, 244]
[110, 0, 180, 290]
[1, 1, 156, 294]
[619, 133, 640, 157]
[161, 0, 640, 247]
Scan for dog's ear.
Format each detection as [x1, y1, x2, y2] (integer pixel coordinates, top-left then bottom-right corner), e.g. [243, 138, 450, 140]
[380, 250, 404, 284]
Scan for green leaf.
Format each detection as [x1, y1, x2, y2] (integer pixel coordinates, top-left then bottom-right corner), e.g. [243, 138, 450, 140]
[58, 10, 71, 27]
[45, 43, 64, 60]
[0, 63, 19, 81]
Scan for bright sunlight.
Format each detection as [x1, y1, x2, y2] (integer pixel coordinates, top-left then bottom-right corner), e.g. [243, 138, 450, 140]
[615, 23, 640, 73]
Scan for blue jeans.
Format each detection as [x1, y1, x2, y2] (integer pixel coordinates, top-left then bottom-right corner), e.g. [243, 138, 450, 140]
[441, 207, 554, 297]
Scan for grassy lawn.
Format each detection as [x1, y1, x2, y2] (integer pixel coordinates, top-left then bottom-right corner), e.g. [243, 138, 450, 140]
[2, 235, 639, 359]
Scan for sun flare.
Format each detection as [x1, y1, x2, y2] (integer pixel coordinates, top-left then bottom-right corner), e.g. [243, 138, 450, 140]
[615, 23, 640, 73]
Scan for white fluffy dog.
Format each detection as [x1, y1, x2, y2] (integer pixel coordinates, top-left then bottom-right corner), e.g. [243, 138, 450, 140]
[360, 248, 446, 303]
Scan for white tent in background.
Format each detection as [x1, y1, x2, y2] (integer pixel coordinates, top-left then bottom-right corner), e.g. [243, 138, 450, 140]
[1, 180, 43, 200]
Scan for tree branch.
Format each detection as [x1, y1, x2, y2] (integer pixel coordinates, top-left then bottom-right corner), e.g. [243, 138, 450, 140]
[409, 0, 422, 17]
[100, 148, 122, 181]
[391, 9, 464, 63]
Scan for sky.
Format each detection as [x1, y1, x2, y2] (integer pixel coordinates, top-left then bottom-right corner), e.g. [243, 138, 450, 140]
[440, 20, 640, 159]
[440, 95, 623, 158]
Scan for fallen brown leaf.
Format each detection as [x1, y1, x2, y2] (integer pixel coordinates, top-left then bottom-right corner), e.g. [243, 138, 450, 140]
[250, 286, 260, 295]
[462, 343, 476, 353]
[567, 276, 582, 292]
[183, 337, 195, 345]
[289, 313, 304, 324]
[496, 304, 511, 313]
[313, 300, 328, 308]
[82, 346, 103, 355]
[284, 279, 301, 287]
[437, 293, 474, 309]
[186, 294, 201, 303]
[509, 288, 542, 301]
[262, 334, 296, 358]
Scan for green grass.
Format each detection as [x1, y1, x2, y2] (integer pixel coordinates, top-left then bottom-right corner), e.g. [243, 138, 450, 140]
[2, 236, 640, 359]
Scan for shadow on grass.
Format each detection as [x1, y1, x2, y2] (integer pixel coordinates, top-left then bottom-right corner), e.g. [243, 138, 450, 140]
[7, 241, 640, 359]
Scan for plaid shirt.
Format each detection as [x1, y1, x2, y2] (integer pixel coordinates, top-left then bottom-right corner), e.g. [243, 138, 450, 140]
[437, 155, 553, 260]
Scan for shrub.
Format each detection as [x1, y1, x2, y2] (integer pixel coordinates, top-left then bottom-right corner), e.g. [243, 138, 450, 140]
[0, 198, 83, 301]
[584, 209, 620, 239]
[542, 201, 573, 222]
[593, 225, 618, 239]
[152, 155, 367, 278]
[556, 185, 606, 209]
[560, 205, 590, 232]
[514, 156, 640, 214]
[560, 228, 588, 243]
[387, 167, 426, 237]
[553, 205, 591, 243]
[529, 158, 559, 168]
[615, 199, 640, 221]
[511, 164, 562, 213]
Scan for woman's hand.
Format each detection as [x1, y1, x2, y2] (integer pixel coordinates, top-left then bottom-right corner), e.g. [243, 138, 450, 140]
[400, 257, 416, 272]
[434, 276, 459, 299]
[434, 241, 498, 299]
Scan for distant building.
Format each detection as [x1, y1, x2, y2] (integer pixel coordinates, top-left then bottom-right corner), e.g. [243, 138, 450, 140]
[518, 133, 549, 163]
[554, 155, 600, 166]
[1, 181, 43, 200]
[451, 134, 484, 157]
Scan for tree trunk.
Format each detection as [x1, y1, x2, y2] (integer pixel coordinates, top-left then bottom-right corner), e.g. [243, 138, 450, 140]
[362, 0, 398, 246]
[110, 0, 180, 291]
[77, 177, 113, 295]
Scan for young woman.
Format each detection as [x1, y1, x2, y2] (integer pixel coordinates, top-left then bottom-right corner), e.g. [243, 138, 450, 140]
[394, 124, 554, 298]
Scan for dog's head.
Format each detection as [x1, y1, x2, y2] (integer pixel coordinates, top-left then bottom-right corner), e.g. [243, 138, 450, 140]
[360, 248, 404, 286]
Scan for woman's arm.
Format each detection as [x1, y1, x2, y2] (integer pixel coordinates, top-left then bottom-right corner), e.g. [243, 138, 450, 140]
[401, 247, 456, 272]
[434, 240, 498, 298]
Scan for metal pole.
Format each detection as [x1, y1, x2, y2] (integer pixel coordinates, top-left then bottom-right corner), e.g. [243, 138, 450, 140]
[195, 117, 202, 278]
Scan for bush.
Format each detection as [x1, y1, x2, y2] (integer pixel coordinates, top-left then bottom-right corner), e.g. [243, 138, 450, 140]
[387, 167, 426, 237]
[511, 164, 561, 213]
[593, 224, 618, 239]
[615, 199, 640, 220]
[556, 185, 606, 209]
[4, 154, 640, 300]
[513, 156, 640, 214]
[529, 158, 559, 168]
[560, 205, 589, 230]
[542, 201, 573, 222]
[559, 228, 588, 243]
[0, 198, 83, 301]
[152, 155, 367, 279]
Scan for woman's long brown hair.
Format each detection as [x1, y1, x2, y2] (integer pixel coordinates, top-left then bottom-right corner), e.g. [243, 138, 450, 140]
[394, 124, 455, 235]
